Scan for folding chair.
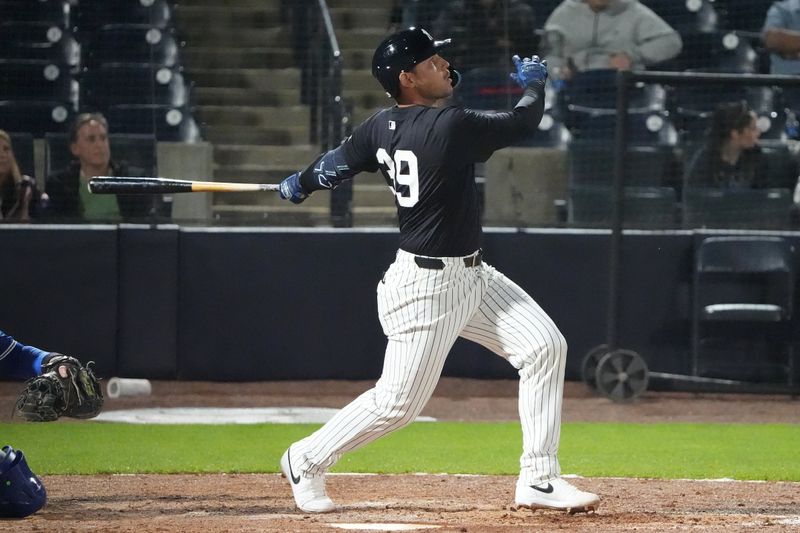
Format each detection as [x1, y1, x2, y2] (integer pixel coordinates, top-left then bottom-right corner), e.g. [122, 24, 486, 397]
[692, 236, 796, 386]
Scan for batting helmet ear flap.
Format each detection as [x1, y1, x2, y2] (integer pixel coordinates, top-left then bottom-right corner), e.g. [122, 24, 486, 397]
[449, 67, 461, 89]
[0, 446, 47, 518]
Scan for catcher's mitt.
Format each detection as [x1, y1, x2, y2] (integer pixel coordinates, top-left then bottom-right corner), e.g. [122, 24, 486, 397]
[14, 354, 104, 422]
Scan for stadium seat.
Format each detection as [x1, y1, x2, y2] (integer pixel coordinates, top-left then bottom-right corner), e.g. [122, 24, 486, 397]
[0, 22, 80, 70]
[0, 0, 71, 28]
[43, 133, 70, 176]
[568, 185, 677, 228]
[0, 21, 73, 47]
[569, 109, 678, 146]
[641, 0, 718, 34]
[673, 85, 776, 116]
[668, 31, 758, 73]
[0, 60, 77, 105]
[760, 143, 799, 189]
[675, 109, 711, 148]
[86, 25, 181, 68]
[691, 236, 796, 385]
[779, 87, 800, 115]
[8, 132, 36, 178]
[0, 100, 73, 137]
[80, 64, 190, 110]
[106, 104, 201, 142]
[76, 0, 172, 32]
[755, 110, 790, 142]
[557, 69, 666, 122]
[683, 187, 794, 229]
[45, 133, 158, 178]
[568, 140, 678, 187]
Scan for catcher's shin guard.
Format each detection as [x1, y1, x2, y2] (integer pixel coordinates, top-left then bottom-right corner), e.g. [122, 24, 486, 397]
[0, 446, 47, 518]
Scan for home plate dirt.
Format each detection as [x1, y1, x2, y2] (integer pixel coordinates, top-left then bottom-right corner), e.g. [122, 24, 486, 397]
[4, 473, 798, 532]
[328, 525, 440, 531]
[0, 378, 797, 532]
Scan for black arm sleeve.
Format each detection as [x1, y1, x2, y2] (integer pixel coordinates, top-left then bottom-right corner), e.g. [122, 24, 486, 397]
[452, 84, 546, 162]
[298, 118, 380, 194]
[297, 146, 361, 193]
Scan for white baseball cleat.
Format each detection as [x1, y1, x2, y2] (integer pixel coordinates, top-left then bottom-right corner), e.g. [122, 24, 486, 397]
[515, 477, 600, 514]
[280, 447, 336, 513]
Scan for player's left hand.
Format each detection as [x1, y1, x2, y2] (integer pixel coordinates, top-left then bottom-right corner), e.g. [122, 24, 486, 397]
[279, 172, 308, 204]
[15, 354, 103, 422]
[510, 55, 548, 89]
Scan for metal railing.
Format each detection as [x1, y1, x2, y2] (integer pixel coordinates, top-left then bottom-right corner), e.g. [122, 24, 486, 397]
[291, 0, 352, 226]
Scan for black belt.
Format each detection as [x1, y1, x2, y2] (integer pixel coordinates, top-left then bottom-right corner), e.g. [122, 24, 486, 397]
[414, 251, 482, 270]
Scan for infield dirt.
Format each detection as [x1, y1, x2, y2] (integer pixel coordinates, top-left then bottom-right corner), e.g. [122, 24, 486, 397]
[0, 378, 797, 532]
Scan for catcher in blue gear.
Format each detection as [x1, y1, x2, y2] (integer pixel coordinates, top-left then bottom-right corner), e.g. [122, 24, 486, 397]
[1, 330, 103, 422]
[0, 445, 46, 518]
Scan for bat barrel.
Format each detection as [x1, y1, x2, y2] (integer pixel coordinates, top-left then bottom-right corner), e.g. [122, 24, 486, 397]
[88, 176, 281, 194]
[89, 177, 194, 194]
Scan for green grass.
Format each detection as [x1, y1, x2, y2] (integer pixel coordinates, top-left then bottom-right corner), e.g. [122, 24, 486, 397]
[1, 422, 797, 481]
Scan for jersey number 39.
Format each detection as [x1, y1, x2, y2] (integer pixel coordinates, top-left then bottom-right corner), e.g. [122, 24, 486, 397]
[376, 148, 419, 207]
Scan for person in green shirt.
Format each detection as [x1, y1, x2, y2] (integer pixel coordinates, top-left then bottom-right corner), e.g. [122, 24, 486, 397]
[44, 113, 158, 222]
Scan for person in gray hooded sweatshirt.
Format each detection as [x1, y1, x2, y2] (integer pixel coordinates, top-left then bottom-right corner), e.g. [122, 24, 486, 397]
[543, 0, 682, 81]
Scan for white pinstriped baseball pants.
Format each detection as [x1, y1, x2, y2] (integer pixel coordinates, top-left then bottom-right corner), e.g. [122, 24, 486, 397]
[291, 249, 567, 485]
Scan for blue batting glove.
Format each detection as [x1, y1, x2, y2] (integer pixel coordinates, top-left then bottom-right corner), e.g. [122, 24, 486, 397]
[510, 54, 548, 89]
[279, 172, 308, 204]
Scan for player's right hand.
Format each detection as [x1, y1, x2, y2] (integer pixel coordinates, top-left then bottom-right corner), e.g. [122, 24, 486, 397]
[510, 55, 548, 89]
[279, 172, 308, 204]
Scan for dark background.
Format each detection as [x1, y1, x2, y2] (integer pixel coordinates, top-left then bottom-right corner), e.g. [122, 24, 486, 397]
[2, 226, 798, 382]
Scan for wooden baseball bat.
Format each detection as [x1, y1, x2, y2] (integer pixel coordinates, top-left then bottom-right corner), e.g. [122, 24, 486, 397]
[88, 176, 280, 194]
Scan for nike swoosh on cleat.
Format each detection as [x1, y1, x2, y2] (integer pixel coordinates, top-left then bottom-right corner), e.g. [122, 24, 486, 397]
[531, 483, 554, 494]
[287, 449, 301, 485]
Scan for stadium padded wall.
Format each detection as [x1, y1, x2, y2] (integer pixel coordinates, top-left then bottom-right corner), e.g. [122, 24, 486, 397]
[0, 226, 119, 376]
[117, 226, 180, 378]
[1, 227, 798, 382]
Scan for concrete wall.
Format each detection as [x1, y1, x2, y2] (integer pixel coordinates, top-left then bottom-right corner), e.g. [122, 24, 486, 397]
[484, 147, 568, 227]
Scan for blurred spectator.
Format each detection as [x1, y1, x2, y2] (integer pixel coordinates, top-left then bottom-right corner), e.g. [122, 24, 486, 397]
[0, 130, 46, 222]
[432, 0, 539, 72]
[45, 113, 158, 222]
[762, 0, 800, 74]
[684, 101, 771, 189]
[543, 0, 682, 80]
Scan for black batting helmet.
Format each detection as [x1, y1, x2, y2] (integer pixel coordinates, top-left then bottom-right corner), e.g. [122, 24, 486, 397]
[371, 27, 452, 98]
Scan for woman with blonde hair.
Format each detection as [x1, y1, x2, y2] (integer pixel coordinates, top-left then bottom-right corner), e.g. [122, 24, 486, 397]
[0, 130, 45, 221]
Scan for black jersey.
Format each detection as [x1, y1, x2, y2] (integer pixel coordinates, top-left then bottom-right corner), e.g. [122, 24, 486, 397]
[339, 88, 545, 257]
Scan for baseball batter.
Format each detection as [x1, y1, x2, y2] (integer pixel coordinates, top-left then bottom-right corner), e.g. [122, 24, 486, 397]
[277, 27, 599, 514]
